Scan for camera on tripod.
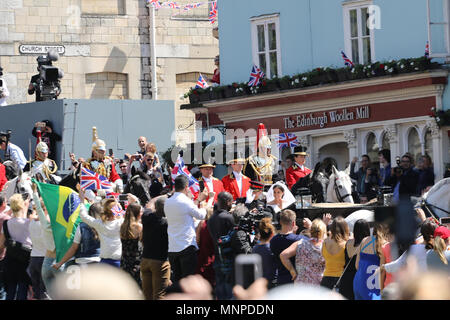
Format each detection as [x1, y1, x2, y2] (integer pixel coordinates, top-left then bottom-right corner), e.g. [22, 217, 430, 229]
[34, 51, 64, 101]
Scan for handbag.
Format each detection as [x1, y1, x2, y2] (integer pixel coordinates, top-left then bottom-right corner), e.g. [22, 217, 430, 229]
[332, 253, 356, 293]
[3, 220, 32, 265]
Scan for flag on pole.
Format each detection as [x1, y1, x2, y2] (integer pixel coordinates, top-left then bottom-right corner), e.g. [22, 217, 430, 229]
[248, 65, 265, 87]
[195, 73, 209, 89]
[341, 50, 354, 67]
[278, 133, 299, 149]
[209, 1, 217, 24]
[148, 0, 162, 9]
[171, 154, 200, 195]
[425, 41, 430, 58]
[80, 167, 113, 191]
[35, 180, 85, 262]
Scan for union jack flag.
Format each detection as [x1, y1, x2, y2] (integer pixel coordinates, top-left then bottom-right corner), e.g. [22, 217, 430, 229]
[425, 41, 430, 58]
[166, 1, 180, 9]
[195, 73, 209, 89]
[341, 50, 354, 67]
[171, 155, 200, 194]
[209, 1, 217, 24]
[248, 65, 265, 87]
[278, 133, 299, 149]
[111, 203, 126, 217]
[80, 167, 113, 191]
[147, 0, 162, 9]
[184, 2, 202, 11]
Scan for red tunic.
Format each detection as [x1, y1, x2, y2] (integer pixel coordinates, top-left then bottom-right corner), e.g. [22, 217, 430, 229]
[0, 163, 7, 192]
[221, 172, 251, 201]
[195, 220, 215, 287]
[286, 164, 312, 189]
[196, 177, 224, 203]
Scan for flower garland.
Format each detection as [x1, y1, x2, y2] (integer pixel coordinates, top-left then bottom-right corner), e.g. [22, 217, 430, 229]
[429, 107, 450, 128]
[185, 56, 440, 104]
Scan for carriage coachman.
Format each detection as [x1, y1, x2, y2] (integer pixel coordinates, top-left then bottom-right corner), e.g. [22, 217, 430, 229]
[82, 127, 123, 193]
[24, 129, 60, 184]
[285, 146, 312, 190]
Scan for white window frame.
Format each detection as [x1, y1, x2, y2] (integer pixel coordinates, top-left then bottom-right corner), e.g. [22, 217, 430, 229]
[343, 0, 376, 65]
[250, 14, 282, 79]
[427, 0, 450, 59]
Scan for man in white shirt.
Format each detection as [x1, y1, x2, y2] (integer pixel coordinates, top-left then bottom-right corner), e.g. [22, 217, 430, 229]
[164, 175, 212, 283]
[0, 134, 27, 170]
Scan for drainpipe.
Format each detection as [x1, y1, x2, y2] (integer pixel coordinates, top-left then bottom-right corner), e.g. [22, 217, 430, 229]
[147, 4, 158, 100]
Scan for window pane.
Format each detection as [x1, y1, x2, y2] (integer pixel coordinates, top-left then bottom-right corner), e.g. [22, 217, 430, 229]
[259, 53, 267, 75]
[270, 51, 278, 78]
[361, 7, 370, 37]
[362, 37, 371, 64]
[257, 25, 265, 52]
[350, 9, 358, 38]
[268, 23, 277, 51]
[352, 39, 360, 64]
[408, 128, 421, 165]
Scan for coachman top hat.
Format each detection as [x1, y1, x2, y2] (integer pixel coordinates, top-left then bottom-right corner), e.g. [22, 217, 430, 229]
[228, 151, 246, 164]
[199, 158, 216, 169]
[293, 146, 309, 156]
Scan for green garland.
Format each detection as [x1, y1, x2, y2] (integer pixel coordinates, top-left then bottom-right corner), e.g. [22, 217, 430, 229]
[430, 107, 450, 128]
[185, 56, 441, 104]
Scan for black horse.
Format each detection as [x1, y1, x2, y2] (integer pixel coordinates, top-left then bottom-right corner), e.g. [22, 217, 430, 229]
[291, 162, 329, 203]
[124, 168, 164, 207]
[58, 166, 81, 192]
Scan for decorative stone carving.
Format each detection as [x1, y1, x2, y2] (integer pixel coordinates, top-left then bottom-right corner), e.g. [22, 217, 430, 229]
[343, 129, 357, 148]
[426, 120, 441, 138]
[384, 125, 398, 143]
[298, 135, 309, 148]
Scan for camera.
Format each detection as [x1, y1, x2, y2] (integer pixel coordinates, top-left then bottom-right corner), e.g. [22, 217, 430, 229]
[34, 51, 63, 101]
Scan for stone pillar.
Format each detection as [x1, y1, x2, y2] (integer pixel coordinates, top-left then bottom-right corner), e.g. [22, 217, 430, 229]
[298, 135, 312, 168]
[426, 119, 443, 182]
[344, 129, 357, 165]
[384, 124, 399, 165]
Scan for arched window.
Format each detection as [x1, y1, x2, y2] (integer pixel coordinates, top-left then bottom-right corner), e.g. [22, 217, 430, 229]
[366, 132, 378, 164]
[407, 128, 421, 165]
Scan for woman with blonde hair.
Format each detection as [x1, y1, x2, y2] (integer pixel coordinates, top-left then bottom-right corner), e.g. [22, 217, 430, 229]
[78, 191, 125, 268]
[0, 193, 32, 300]
[120, 203, 143, 286]
[426, 226, 450, 273]
[320, 216, 349, 289]
[280, 218, 327, 286]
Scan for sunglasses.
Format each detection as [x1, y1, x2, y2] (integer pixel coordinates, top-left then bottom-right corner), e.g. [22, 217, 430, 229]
[146, 158, 154, 162]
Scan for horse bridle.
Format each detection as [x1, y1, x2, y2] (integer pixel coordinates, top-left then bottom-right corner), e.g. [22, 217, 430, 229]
[333, 178, 352, 202]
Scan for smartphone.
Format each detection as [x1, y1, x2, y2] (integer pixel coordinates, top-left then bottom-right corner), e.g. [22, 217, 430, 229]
[0, 79, 3, 87]
[235, 254, 263, 290]
[109, 148, 113, 157]
[118, 194, 128, 201]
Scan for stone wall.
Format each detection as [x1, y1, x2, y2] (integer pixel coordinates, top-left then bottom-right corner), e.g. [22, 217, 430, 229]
[0, 0, 149, 104]
[153, 0, 219, 146]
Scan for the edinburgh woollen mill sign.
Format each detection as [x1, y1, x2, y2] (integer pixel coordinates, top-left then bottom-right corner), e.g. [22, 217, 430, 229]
[283, 106, 370, 130]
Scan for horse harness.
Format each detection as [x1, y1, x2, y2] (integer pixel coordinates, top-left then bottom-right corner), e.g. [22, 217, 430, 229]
[333, 177, 352, 202]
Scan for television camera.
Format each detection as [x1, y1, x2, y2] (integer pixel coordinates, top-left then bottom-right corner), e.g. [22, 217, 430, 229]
[32, 50, 64, 101]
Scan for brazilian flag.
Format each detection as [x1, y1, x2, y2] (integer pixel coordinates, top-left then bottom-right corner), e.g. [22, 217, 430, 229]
[35, 180, 83, 262]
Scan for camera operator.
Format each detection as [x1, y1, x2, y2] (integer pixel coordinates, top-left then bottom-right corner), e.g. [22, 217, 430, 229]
[0, 67, 10, 107]
[208, 193, 252, 300]
[0, 132, 27, 170]
[28, 52, 62, 102]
